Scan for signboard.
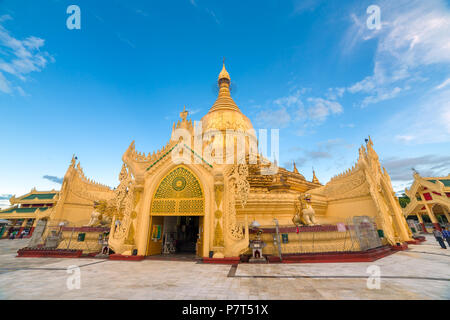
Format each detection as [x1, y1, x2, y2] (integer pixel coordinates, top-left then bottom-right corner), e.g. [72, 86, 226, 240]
[77, 233, 85, 242]
[152, 225, 162, 241]
[282, 234, 288, 244]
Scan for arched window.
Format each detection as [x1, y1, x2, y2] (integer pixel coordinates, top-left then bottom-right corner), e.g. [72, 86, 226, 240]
[151, 166, 204, 215]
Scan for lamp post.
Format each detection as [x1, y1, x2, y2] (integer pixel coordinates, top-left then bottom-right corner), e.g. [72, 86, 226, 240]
[273, 218, 282, 262]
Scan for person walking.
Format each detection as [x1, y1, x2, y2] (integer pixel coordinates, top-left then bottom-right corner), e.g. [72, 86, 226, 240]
[433, 227, 447, 249]
[442, 226, 450, 247]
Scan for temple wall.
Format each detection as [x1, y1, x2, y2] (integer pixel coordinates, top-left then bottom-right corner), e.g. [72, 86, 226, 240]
[56, 203, 93, 225]
[49, 161, 114, 227]
[323, 196, 378, 224]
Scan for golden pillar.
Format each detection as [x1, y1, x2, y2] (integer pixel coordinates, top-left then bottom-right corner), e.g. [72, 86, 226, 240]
[417, 213, 423, 224]
[442, 206, 450, 223]
[424, 203, 441, 231]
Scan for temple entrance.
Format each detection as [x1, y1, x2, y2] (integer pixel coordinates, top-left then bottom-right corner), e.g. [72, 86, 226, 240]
[162, 216, 199, 254]
[146, 165, 206, 257]
[147, 215, 204, 258]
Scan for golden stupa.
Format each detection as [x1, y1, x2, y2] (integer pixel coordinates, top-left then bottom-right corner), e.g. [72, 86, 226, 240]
[7, 62, 413, 261]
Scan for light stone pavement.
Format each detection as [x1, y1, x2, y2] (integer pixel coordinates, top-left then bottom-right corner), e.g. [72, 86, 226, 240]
[0, 235, 449, 300]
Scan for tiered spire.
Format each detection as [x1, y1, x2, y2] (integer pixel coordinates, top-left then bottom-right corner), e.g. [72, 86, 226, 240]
[293, 161, 299, 174]
[210, 61, 239, 112]
[312, 169, 320, 184]
[180, 105, 188, 121]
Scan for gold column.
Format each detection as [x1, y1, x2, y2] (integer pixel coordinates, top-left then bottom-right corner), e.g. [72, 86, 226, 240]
[424, 204, 438, 223]
[417, 213, 423, 224]
[443, 206, 450, 223]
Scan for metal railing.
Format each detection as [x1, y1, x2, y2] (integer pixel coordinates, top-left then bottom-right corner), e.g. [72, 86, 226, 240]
[258, 216, 382, 256]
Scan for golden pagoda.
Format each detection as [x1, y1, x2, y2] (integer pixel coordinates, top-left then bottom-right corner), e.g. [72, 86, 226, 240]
[12, 63, 414, 261]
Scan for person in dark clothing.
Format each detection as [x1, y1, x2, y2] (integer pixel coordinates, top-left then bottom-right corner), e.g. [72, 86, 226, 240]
[433, 227, 447, 249]
[442, 227, 450, 247]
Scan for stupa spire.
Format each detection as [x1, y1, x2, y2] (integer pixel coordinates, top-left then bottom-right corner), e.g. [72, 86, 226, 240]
[180, 105, 188, 122]
[210, 59, 239, 112]
[293, 161, 299, 174]
[312, 169, 320, 184]
[218, 58, 230, 82]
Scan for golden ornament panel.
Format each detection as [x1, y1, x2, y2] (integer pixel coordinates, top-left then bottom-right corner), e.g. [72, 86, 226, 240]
[151, 166, 204, 216]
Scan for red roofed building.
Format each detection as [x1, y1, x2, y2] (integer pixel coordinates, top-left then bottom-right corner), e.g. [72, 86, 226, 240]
[403, 172, 450, 232]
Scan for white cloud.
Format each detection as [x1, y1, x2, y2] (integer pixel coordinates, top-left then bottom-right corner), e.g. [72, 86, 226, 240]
[326, 87, 345, 100]
[395, 135, 415, 143]
[256, 89, 344, 129]
[0, 194, 12, 210]
[345, 0, 450, 107]
[382, 155, 450, 182]
[435, 78, 450, 90]
[388, 89, 450, 144]
[293, 0, 324, 14]
[0, 16, 52, 95]
[307, 97, 343, 121]
[0, 72, 11, 93]
[255, 107, 291, 128]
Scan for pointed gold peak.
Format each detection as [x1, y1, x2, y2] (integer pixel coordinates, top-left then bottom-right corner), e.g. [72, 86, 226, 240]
[180, 105, 188, 121]
[293, 161, 299, 174]
[218, 61, 230, 81]
[208, 60, 240, 112]
[312, 169, 320, 184]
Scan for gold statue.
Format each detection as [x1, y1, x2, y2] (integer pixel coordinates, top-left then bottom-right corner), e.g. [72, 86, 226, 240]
[293, 194, 318, 226]
[86, 200, 114, 227]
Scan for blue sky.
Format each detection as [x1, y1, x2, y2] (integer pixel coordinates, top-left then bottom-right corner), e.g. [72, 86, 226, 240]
[1, 0, 450, 207]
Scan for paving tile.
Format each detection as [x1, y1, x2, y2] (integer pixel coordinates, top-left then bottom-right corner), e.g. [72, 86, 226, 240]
[0, 235, 449, 299]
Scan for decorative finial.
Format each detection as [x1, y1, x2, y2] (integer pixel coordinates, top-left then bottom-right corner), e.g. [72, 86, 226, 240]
[312, 168, 320, 184]
[70, 154, 77, 167]
[218, 59, 230, 82]
[293, 161, 299, 174]
[180, 105, 188, 121]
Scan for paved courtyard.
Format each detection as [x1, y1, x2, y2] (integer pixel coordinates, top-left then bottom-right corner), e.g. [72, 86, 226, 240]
[0, 235, 449, 300]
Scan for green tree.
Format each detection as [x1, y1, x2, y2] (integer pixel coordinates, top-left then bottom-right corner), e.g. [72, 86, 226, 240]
[398, 193, 410, 208]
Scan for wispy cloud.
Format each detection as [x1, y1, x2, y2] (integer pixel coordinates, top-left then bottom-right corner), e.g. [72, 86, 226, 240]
[0, 194, 12, 210]
[188, 1, 220, 25]
[0, 194, 12, 200]
[255, 107, 291, 128]
[255, 89, 343, 131]
[435, 78, 450, 90]
[43, 175, 63, 185]
[284, 139, 354, 169]
[0, 15, 53, 95]
[389, 89, 450, 144]
[293, 0, 324, 15]
[134, 9, 149, 17]
[116, 32, 135, 48]
[382, 155, 450, 182]
[306, 97, 343, 121]
[344, 0, 450, 108]
[205, 8, 220, 25]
